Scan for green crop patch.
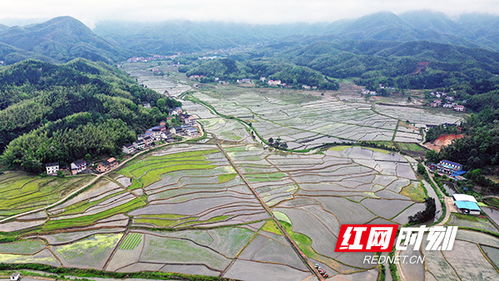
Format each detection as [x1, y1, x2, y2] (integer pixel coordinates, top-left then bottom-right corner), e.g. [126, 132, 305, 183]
[119, 233, 143, 250]
[0, 172, 94, 216]
[260, 220, 283, 235]
[218, 173, 237, 183]
[41, 196, 147, 232]
[400, 183, 427, 203]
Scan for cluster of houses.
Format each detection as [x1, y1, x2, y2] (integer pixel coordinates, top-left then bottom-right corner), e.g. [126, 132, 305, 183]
[44, 108, 199, 176]
[236, 78, 253, 84]
[45, 158, 117, 176]
[45, 160, 89, 176]
[428, 160, 467, 180]
[188, 74, 206, 81]
[122, 108, 199, 155]
[127, 55, 176, 63]
[428, 92, 465, 111]
[452, 194, 481, 215]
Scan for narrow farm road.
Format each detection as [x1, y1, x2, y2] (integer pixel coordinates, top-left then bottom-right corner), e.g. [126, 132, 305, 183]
[0, 127, 206, 224]
[216, 142, 324, 281]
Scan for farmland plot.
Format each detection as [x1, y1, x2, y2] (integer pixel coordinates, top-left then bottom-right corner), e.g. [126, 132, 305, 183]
[0, 65, 478, 281]
[423, 230, 499, 281]
[187, 86, 462, 150]
[0, 171, 95, 217]
[222, 143, 426, 276]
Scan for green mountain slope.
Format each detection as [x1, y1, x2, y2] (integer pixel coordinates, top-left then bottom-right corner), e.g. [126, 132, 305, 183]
[0, 17, 127, 64]
[0, 59, 179, 172]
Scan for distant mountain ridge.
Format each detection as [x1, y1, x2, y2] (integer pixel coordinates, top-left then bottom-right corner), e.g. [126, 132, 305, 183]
[0, 16, 127, 64]
[94, 10, 499, 54]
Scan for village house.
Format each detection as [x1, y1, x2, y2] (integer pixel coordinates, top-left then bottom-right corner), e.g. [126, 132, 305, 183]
[96, 158, 119, 173]
[133, 140, 146, 150]
[170, 107, 183, 116]
[452, 194, 481, 215]
[430, 160, 466, 180]
[70, 160, 87, 175]
[184, 126, 199, 136]
[188, 75, 206, 80]
[45, 163, 60, 175]
[454, 105, 465, 112]
[236, 78, 252, 84]
[122, 144, 136, 154]
[180, 113, 196, 125]
[267, 80, 282, 86]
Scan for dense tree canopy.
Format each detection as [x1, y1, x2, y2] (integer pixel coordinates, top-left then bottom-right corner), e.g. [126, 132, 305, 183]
[0, 59, 180, 172]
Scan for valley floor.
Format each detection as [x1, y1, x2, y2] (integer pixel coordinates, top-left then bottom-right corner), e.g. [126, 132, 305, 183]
[0, 61, 496, 281]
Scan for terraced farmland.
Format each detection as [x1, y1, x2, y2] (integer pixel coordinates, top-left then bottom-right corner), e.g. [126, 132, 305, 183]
[182, 86, 462, 150]
[0, 171, 95, 218]
[0, 63, 493, 281]
[0, 142, 431, 280]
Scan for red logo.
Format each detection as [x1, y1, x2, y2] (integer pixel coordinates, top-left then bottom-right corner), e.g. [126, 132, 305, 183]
[335, 224, 398, 252]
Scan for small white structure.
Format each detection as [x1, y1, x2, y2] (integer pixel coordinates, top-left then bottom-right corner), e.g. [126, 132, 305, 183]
[122, 145, 136, 155]
[45, 163, 59, 175]
[11, 273, 21, 281]
[452, 194, 478, 203]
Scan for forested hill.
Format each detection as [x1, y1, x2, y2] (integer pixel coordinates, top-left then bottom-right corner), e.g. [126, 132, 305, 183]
[0, 59, 180, 172]
[0, 17, 127, 64]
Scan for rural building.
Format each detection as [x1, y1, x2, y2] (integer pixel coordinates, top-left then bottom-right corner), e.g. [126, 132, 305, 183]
[452, 194, 478, 202]
[45, 163, 60, 175]
[436, 160, 463, 174]
[267, 80, 282, 86]
[452, 194, 480, 215]
[454, 105, 465, 112]
[96, 158, 119, 173]
[454, 201, 481, 215]
[122, 145, 136, 154]
[70, 160, 87, 175]
[237, 78, 252, 84]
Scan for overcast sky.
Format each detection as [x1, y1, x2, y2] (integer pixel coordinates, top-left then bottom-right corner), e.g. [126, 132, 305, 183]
[0, 0, 498, 27]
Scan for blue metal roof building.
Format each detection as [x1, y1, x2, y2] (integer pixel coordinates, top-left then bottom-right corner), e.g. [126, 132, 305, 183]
[455, 200, 481, 215]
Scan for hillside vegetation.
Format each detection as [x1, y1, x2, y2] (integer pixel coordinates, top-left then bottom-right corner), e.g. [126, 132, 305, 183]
[0, 59, 180, 172]
[0, 17, 126, 64]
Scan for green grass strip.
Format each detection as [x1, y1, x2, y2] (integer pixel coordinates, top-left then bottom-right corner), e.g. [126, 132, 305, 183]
[0, 263, 231, 281]
[42, 196, 147, 232]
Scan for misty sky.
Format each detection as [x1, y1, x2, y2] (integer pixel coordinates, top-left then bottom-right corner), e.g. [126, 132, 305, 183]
[1, 0, 498, 26]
